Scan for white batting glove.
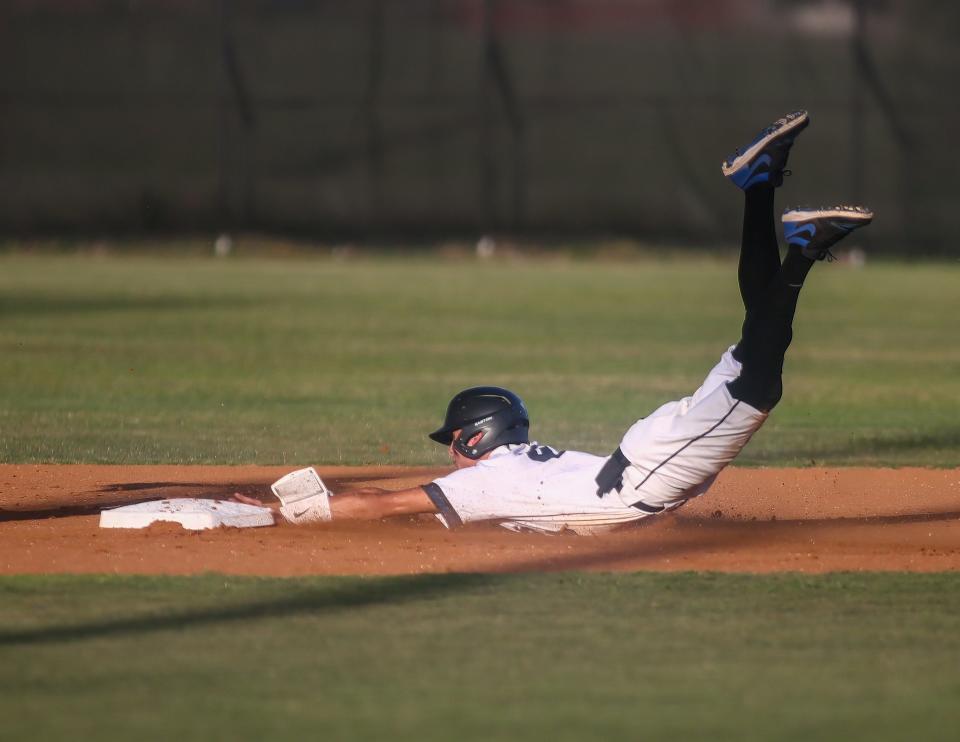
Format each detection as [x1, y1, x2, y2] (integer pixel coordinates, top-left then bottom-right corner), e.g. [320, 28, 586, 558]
[271, 467, 333, 524]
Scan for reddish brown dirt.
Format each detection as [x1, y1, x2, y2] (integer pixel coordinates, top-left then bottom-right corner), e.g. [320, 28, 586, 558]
[1, 464, 959, 575]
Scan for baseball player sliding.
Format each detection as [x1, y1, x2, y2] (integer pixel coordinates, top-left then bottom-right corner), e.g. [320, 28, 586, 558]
[237, 110, 873, 535]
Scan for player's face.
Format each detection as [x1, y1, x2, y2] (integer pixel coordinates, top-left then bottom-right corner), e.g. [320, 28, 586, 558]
[449, 429, 485, 469]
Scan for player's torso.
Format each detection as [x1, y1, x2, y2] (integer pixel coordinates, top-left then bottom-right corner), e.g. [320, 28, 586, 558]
[468, 443, 643, 534]
[477, 442, 605, 497]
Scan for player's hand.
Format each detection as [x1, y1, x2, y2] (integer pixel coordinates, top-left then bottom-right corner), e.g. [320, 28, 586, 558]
[232, 492, 280, 512]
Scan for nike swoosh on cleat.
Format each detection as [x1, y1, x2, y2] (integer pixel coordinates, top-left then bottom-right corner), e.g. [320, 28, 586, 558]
[731, 154, 773, 187]
[785, 223, 816, 241]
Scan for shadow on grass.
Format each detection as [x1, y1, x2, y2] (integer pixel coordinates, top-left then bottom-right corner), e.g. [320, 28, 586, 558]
[0, 573, 501, 647]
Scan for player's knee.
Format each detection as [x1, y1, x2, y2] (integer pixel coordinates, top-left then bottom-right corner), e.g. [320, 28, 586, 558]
[761, 379, 784, 411]
[728, 376, 782, 412]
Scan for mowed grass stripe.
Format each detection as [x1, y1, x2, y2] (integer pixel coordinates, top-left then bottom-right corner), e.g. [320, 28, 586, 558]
[1, 572, 959, 741]
[1, 254, 958, 465]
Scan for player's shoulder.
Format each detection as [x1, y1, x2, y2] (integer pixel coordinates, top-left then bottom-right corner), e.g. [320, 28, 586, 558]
[483, 442, 598, 467]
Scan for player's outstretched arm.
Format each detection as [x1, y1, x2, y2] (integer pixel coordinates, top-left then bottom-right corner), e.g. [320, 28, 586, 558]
[331, 487, 437, 520]
[233, 485, 437, 523]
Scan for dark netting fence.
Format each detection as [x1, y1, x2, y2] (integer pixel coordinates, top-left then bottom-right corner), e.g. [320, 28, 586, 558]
[2, 0, 957, 252]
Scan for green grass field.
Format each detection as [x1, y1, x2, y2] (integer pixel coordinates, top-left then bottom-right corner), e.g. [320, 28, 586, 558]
[2, 573, 960, 741]
[3, 252, 959, 741]
[2, 253, 959, 466]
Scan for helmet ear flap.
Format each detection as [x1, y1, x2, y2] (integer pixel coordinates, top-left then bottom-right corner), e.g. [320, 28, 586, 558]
[453, 426, 487, 459]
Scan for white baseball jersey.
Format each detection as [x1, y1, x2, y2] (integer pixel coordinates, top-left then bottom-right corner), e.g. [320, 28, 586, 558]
[424, 346, 769, 536]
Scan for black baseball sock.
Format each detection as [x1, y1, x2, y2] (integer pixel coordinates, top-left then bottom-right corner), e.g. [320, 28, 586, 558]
[729, 248, 816, 411]
[738, 185, 782, 312]
[778, 247, 815, 289]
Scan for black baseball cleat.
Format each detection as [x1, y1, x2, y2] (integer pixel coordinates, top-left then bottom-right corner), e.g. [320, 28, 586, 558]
[782, 205, 874, 261]
[722, 110, 810, 190]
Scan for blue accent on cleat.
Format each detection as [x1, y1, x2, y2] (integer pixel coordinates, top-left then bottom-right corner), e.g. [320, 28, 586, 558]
[781, 205, 874, 260]
[783, 221, 816, 248]
[722, 111, 809, 190]
[729, 154, 773, 189]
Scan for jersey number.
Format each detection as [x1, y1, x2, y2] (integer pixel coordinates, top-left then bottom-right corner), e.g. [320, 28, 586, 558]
[526, 445, 564, 462]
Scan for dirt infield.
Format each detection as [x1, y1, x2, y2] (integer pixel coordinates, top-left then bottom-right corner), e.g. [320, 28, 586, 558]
[1, 464, 958, 575]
